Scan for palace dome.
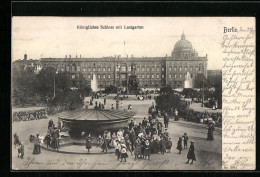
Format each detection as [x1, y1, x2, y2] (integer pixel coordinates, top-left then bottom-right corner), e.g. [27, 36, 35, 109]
[172, 33, 193, 56]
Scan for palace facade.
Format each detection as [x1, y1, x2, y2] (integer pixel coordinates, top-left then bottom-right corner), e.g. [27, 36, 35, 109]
[39, 33, 208, 89]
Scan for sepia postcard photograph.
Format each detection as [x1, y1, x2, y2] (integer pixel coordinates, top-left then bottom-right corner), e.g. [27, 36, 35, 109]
[11, 17, 255, 170]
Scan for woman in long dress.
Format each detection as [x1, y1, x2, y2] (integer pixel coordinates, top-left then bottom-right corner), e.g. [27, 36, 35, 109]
[111, 132, 117, 147]
[86, 136, 92, 152]
[186, 141, 196, 164]
[33, 134, 41, 155]
[134, 138, 142, 159]
[207, 123, 215, 140]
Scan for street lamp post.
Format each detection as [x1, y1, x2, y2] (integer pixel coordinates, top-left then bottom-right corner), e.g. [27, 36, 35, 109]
[202, 76, 204, 107]
[116, 63, 120, 110]
[54, 70, 58, 98]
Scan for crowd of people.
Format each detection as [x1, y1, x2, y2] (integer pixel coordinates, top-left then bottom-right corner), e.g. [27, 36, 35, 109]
[28, 119, 61, 157]
[83, 110, 196, 164]
[12, 109, 48, 123]
[184, 109, 222, 126]
[137, 94, 152, 101]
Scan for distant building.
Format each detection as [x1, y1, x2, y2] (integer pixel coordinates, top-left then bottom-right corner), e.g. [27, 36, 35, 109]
[12, 54, 42, 74]
[15, 33, 208, 89]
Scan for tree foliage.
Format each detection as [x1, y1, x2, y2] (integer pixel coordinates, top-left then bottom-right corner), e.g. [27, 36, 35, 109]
[155, 93, 188, 114]
[12, 67, 38, 105]
[128, 75, 139, 92]
[12, 66, 90, 110]
[104, 85, 117, 94]
[160, 86, 173, 95]
[194, 73, 207, 89]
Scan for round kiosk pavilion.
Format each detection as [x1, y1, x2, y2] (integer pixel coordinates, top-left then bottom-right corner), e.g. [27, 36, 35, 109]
[57, 108, 136, 138]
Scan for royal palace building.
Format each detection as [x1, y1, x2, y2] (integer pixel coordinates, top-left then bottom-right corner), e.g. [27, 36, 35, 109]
[31, 33, 208, 89]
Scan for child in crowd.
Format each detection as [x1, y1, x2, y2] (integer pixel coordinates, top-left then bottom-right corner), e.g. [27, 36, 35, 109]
[120, 144, 128, 162]
[97, 135, 102, 147]
[115, 140, 121, 160]
[177, 137, 183, 154]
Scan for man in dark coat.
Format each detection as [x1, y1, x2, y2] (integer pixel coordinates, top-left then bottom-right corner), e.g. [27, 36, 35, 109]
[166, 137, 172, 153]
[159, 137, 166, 155]
[129, 129, 136, 151]
[163, 113, 169, 128]
[142, 117, 148, 128]
[44, 133, 51, 149]
[129, 120, 135, 130]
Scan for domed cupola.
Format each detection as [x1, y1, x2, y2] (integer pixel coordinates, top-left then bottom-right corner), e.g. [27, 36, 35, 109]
[172, 33, 193, 57]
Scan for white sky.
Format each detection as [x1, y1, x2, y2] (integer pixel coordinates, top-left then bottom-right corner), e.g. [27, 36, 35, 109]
[12, 17, 229, 69]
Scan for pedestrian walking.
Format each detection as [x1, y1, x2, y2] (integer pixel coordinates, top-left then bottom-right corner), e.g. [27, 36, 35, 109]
[33, 134, 41, 155]
[186, 141, 196, 164]
[174, 109, 179, 121]
[183, 133, 189, 149]
[166, 137, 172, 153]
[18, 142, 24, 159]
[44, 133, 51, 149]
[160, 137, 166, 155]
[164, 113, 169, 128]
[207, 123, 215, 140]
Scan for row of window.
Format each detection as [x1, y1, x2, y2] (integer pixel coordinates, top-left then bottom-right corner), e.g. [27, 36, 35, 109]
[137, 74, 165, 79]
[168, 74, 192, 79]
[136, 67, 165, 72]
[50, 64, 205, 73]
[57, 66, 113, 72]
[70, 73, 194, 80]
[139, 81, 161, 85]
[71, 74, 113, 79]
[136, 74, 192, 79]
[168, 65, 204, 72]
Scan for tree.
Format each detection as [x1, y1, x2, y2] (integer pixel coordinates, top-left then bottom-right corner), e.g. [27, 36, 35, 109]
[11, 66, 37, 106]
[128, 75, 139, 93]
[181, 88, 195, 98]
[104, 85, 117, 94]
[194, 73, 207, 89]
[47, 90, 84, 112]
[155, 93, 188, 114]
[207, 73, 222, 108]
[36, 67, 57, 102]
[160, 86, 173, 95]
[36, 67, 74, 103]
[74, 73, 91, 97]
